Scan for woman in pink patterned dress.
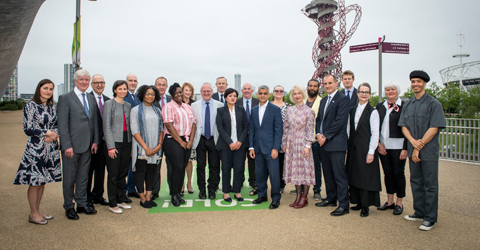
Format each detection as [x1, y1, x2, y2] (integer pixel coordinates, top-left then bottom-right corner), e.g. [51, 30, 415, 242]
[282, 85, 316, 209]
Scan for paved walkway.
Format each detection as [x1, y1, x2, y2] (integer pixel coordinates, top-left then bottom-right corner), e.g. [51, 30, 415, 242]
[1, 110, 479, 249]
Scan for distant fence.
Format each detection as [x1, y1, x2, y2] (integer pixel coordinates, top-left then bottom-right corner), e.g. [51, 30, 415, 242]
[440, 118, 480, 163]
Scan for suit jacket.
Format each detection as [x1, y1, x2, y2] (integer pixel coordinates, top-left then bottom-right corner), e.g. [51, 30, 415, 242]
[89, 91, 110, 141]
[376, 100, 408, 150]
[315, 91, 349, 152]
[249, 102, 283, 154]
[124, 92, 140, 108]
[340, 87, 358, 108]
[212, 92, 226, 103]
[57, 90, 99, 153]
[236, 97, 259, 109]
[153, 94, 172, 110]
[102, 99, 132, 150]
[216, 105, 249, 151]
[191, 99, 223, 149]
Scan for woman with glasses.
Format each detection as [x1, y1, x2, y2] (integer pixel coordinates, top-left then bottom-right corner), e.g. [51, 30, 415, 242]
[270, 85, 290, 194]
[345, 82, 380, 217]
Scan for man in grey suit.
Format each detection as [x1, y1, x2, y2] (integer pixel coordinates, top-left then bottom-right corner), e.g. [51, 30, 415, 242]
[152, 76, 171, 200]
[58, 69, 100, 220]
[191, 82, 223, 199]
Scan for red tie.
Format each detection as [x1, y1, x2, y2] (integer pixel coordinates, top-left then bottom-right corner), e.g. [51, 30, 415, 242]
[388, 102, 399, 112]
[161, 96, 165, 108]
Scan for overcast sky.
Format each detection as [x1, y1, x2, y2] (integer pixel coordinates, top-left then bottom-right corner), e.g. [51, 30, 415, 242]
[17, 0, 480, 99]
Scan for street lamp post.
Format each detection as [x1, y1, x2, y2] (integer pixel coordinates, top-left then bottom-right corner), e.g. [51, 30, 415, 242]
[73, 0, 97, 72]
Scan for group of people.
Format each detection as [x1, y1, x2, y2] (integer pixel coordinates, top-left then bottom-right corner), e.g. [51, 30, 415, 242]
[13, 68, 445, 231]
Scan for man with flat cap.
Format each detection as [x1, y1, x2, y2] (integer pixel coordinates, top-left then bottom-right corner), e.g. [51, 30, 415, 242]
[398, 70, 445, 231]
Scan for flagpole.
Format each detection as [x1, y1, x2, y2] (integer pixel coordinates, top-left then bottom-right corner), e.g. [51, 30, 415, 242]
[74, 0, 80, 72]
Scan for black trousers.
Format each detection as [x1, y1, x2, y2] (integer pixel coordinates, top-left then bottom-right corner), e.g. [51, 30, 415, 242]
[379, 149, 406, 198]
[221, 149, 246, 193]
[196, 136, 220, 192]
[278, 152, 286, 189]
[163, 136, 190, 195]
[135, 159, 156, 193]
[87, 140, 107, 202]
[153, 153, 171, 194]
[106, 132, 131, 208]
[244, 148, 256, 187]
[312, 141, 322, 192]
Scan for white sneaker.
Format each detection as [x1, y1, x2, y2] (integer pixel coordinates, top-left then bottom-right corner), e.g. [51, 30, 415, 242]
[117, 203, 132, 209]
[404, 214, 423, 221]
[109, 207, 123, 214]
[419, 221, 436, 231]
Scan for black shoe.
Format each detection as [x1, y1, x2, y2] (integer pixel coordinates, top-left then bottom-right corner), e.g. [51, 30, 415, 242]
[419, 221, 436, 231]
[176, 194, 186, 204]
[188, 190, 194, 194]
[171, 195, 181, 207]
[377, 202, 395, 210]
[393, 205, 403, 215]
[76, 206, 97, 215]
[321, 196, 327, 201]
[234, 195, 244, 202]
[208, 190, 216, 199]
[124, 196, 132, 203]
[180, 191, 184, 197]
[360, 207, 369, 217]
[350, 204, 362, 210]
[151, 193, 159, 200]
[330, 207, 349, 216]
[65, 208, 79, 220]
[269, 201, 280, 209]
[198, 190, 207, 199]
[252, 196, 268, 204]
[224, 197, 232, 202]
[93, 198, 109, 206]
[140, 201, 152, 209]
[148, 200, 158, 207]
[128, 192, 140, 198]
[315, 200, 337, 207]
[86, 202, 95, 210]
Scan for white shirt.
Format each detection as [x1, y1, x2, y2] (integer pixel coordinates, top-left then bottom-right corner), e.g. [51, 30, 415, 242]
[347, 102, 380, 155]
[324, 90, 337, 114]
[258, 101, 269, 126]
[92, 91, 104, 107]
[229, 107, 237, 143]
[380, 98, 405, 149]
[74, 87, 89, 109]
[243, 97, 252, 113]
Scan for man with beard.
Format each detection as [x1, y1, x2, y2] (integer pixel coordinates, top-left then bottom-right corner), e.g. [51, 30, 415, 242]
[304, 79, 323, 201]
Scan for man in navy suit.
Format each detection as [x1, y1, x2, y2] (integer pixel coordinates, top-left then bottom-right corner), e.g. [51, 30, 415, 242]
[123, 73, 140, 202]
[314, 74, 350, 216]
[212, 76, 228, 104]
[87, 74, 110, 206]
[339, 70, 358, 108]
[249, 85, 283, 209]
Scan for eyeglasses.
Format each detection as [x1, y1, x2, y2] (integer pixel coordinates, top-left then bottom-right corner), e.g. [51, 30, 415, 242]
[92, 81, 105, 85]
[358, 91, 371, 95]
[274, 90, 284, 93]
[257, 92, 269, 96]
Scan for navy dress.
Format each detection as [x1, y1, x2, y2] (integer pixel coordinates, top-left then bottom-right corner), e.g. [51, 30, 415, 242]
[13, 101, 61, 186]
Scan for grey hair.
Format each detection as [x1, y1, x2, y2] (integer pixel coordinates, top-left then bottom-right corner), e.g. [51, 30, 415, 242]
[257, 85, 269, 92]
[155, 76, 168, 83]
[289, 85, 307, 103]
[201, 82, 213, 91]
[91, 74, 104, 79]
[383, 81, 401, 96]
[74, 69, 90, 81]
[358, 82, 371, 92]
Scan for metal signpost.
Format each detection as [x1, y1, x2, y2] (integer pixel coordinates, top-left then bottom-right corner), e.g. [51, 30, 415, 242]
[350, 36, 409, 101]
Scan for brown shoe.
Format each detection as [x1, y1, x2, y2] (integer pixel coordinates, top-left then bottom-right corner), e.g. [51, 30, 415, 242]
[290, 193, 301, 207]
[294, 195, 308, 209]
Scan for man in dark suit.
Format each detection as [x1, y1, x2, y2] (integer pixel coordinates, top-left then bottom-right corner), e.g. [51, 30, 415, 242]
[87, 74, 110, 206]
[249, 85, 283, 209]
[236, 83, 259, 192]
[123, 73, 140, 201]
[152, 76, 171, 200]
[212, 76, 228, 104]
[57, 69, 99, 220]
[314, 74, 350, 216]
[339, 70, 358, 108]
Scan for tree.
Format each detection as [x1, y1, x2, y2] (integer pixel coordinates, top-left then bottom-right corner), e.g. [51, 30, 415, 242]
[402, 81, 441, 100]
[460, 85, 480, 118]
[437, 83, 465, 113]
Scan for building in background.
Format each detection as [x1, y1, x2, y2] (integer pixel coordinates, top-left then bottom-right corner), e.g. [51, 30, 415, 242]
[20, 93, 34, 101]
[234, 73, 241, 92]
[1, 66, 18, 101]
[64, 63, 77, 93]
[58, 83, 65, 97]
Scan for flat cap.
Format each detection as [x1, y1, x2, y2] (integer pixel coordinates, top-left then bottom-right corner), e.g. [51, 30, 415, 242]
[409, 70, 430, 83]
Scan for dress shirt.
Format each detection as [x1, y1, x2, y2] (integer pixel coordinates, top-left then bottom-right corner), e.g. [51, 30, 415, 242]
[161, 101, 196, 141]
[258, 101, 269, 126]
[159, 94, 167, 108]
[74, 87, 89, 109]
[93, 92, 104, 108]
[219, 92, 225, 103]
[345, 87, 353, 99]
[229, 107, 238, 143]
[347, 102, 380, 155]
[324, 90, 337, 115]
[201, 98, 215, 137]
[380, 98, 404, 149]
[243, 97, 253, 113]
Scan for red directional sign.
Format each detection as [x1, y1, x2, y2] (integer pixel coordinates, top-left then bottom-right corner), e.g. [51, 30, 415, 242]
[382, 42, 409, 54]
[350, 42, 378, 53]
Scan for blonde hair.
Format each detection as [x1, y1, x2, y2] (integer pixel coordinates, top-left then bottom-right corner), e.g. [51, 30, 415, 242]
[182, 82, 195, 98]
[289, 85, 307, 103]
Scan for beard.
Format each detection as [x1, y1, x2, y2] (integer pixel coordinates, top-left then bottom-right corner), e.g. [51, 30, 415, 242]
[308, 90, 319, 98]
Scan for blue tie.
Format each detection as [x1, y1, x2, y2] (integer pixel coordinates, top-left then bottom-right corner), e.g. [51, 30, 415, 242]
[133, 93, 140, 105]
[347, 90, 351, 99]
[205, 102, 211, 139]
[246, 100, 250, 120]
[81, 93, 89, 117]
[319, 96, 331, 133]
[220, 94, 224, 103]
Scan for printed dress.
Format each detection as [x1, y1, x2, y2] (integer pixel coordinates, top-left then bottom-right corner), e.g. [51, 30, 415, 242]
[13, 101, 61, 186]
[282, 104, 316, 185]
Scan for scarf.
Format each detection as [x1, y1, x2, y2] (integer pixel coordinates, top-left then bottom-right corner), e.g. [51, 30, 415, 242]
[137, 102, 163, 161]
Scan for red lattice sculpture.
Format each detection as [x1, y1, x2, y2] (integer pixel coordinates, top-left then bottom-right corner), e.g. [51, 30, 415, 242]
[302, 0, 362, 85]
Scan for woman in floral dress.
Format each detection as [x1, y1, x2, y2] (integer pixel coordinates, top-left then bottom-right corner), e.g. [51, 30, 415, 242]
[13, 79, 61, 225]
[282, 85, 316, 209]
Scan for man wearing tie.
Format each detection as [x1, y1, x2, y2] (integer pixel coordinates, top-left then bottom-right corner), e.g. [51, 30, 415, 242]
[212, 76, 228, 104]
[192, 83, 223, 199]
[249, 85, 283, 209]
[123, 73, 140, 202]
[314, 74, 350, 216]
[87, 74, 110, 206]
[236, 83, 259, 193]
[339, 70, 358, 108]
[152, 76, 171, 200]
[58, 69, 99, 219]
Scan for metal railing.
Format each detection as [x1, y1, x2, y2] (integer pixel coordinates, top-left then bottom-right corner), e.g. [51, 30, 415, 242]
[440, 118, 480, 162]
